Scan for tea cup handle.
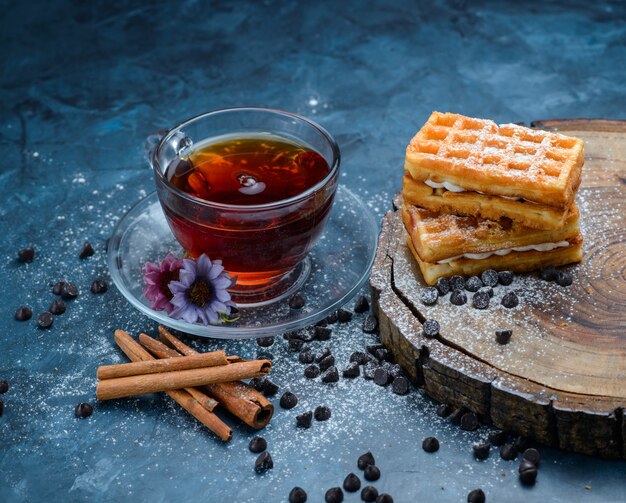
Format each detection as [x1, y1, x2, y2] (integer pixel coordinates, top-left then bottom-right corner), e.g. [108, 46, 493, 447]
[145, 129, 169, 167]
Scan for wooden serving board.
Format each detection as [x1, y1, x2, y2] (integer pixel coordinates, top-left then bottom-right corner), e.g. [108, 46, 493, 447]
[370, 120, 626, 459]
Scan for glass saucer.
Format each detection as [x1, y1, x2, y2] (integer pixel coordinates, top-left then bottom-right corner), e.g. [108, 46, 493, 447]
[107, 186, 378, 338]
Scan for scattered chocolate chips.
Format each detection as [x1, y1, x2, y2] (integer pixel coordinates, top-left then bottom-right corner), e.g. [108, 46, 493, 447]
[422, 436, 439, 453]
[354, 295, 370, 313]
[289, 295, 305, 309]
[488, 430, 507, 446]
[262, 379, 279, 397]
[18, 247, 35, 263]
[522, 447, 541, 466]
[391, 376, 409, 395]
[299, 349, 314, 364]
[289, 487, 308, 503]
[279, 391, 298, 409]
[373, 368, 390, 386]
[465, 276, 483, 292]
[314, 326, 332, 341]
[388, 364, 403, 379]
[467, 488, 486, 503]
[304, 364, 321, 379]
[249, 436, 267, 453]
[75, 403, 93, 418]
[316, 347, 332, 363]
[37, 312, 53, 329]
[52, 281, 66, 295]
[337, 309, 353, 323]
[49, 300, 66, 315]
[501, 291, 519, 308]
[450, 290, 467, 306]
[449, 275, 465, 290]
[362, 315, 379, 334]
[435, 277, 450, 295]
[321, 366, 339, 383]
[0, 381, 8, 393]
[514, 435, 531, 452]
[499, 443, 518, 461]
[364, 465, 380, 481]
[481, 269, 499, 287]
[460, 412, 479, 431]
[473, 442, 490, 460]
[374, 348, 390, 362]
[254, 451, 273, 473]
[288, 338, 305, 352]
[314, 405, 331, 421]
[498, 270, 514, 285]
[472, 291, 490, 309]
[342, 362, 360, 378]
[518, 459, 538, 485]
[249, 377, 265, 391]
[422, 319, 440, 338]
[495, 329, 512, 345]
[61, 283, 79, 300]
[376, 495, 393, 503]
[325, 487, 343, 503]
[357, 451, 375, 470]
[296, 411, 313, 429]
[79, 241, 95, 259]
[91, 278, 108, 294]
[343, 472, 361, 492]
[540, 266, 558, 281]
[257, 336, 274, 347]
[556, 271, 573, 286]
[479, 286, 494, 298]
[436, 404, 452, 417]
[15, 306, 32, 321]
[449, 406, 467, 425]
[363, 361, 379, 380]
[420, 287, 438, 306]
[350, 351, 371, 365]
[361, 486, 379, 502]
[319, 354, 336, 372]
[326, 311, 339, 324]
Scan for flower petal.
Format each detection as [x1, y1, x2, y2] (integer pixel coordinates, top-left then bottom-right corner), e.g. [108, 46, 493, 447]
[208, 263, 224, 279]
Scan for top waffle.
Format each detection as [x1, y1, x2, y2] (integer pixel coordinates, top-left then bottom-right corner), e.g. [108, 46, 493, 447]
[405, 112, 584, 209]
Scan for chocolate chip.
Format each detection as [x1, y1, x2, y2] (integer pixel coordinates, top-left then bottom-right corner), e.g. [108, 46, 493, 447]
[342, 362, 360, 378]
[391, 376, 409, 395]
[465, 276, 483, 292]
[14, 306, 32, 321]
[249, 377, 266, 391]
[299, 349, 314, 364]
[495, 329, 512, 345]
[481, 269, 498, 287]
[422, 436, 439, 453]
[319, 355, 336, 371]
[467, 488, 486, 503]
[472, 291, 490, 309]
[37, 312, 53, 329]
[262, 379, 279, 397]
[436, 404, 452, 417]
[518, 459, 538, 485]
[350, 351, 371, 365]
[296, 411, 313, 429]
[374, 348, 391, 362]
[325, 487, 343, 503]
[420, 287, 438, 305]
[61, 283, 79, 300]
[91, 278, 108, 294]
[257, 337, 274, 347]
[316, 347, 332, 363]
[449, 275, 465, 290]
[540, 266, 557, 281]
[373, 368, 390, 386]
[422, 319, 440, 338]
[326, 311, 338, 324]
[362, 315, 379, 334]
[289, 294, 305, 309]
[556, 271, 573, 286]
[460, 412, 479, 431]
[289, 487, 308, 503]
[249, 436, 267, 453]
[364, 464, 380, 481]
[514, 435, 531, 452]
[343, 472, 361, 492]
[499, 443, 517, 461]
[376, 495, 393, 503]
[498, 270, 514, 285]
[314, 326, 332, 341]
[0, 381, 8, 394]
[79, 241, 95, 259]
[479, 286, 494, 298]
[49, 300, 66, 315]
[473, 442, 490, 460]
[354, 296, 370, 313]
[254, 451, 273, 473]
[363, 361, 379, 380]
[449, 407, 467, 425]
[501, 291, 519, 308]
[435, 277, 450, 295]
[18, 247, 35, 263]
[304, 364, 320, 379]
[279, 391, 298, 409]
[488, 430, 507, 446]
[75, 403, 93, 418]
[522, 447, 541, 466]
[321, 366, 339, 383]
[314, 405, 331, 421]
[357, 452, 375, 469]
[52, 281, 65, 295]
[388, 364, 403, 379]
[450, 290, 467, 306]
[337, 309, 353, 323]
[288, 338, 305, 352]
[361, 486, 378, 502]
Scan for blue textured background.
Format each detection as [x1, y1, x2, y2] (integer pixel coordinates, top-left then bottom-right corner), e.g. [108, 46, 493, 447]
[1, 1, 625, 502]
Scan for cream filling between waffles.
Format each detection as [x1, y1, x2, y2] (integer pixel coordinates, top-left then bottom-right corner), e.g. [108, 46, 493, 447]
[436, 241, 571, 264]
[424, 179, 525, 201]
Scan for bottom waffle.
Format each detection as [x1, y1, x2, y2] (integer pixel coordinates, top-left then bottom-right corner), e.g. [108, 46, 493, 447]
[406, 234, 583, 285]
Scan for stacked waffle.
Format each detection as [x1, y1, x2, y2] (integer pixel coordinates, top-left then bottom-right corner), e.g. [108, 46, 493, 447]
[402, 112, 584, 285]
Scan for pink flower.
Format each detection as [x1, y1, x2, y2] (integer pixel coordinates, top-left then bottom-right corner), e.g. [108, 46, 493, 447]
[142, 252, 184, 313]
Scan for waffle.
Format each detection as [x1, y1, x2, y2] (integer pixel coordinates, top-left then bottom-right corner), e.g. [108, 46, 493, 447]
[405, 112, 584, 209]
[401, 202, 580, 264]
[402, 174, 572, 230]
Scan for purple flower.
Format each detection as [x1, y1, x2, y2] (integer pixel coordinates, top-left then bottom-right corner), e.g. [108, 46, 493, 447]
[143, 252, 184, 313]
[168, 254, 236, 325]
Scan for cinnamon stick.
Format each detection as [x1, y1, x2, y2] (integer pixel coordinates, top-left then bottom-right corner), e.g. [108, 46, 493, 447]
[113, 330, 231, 441]
[157, 326, 274, 429]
